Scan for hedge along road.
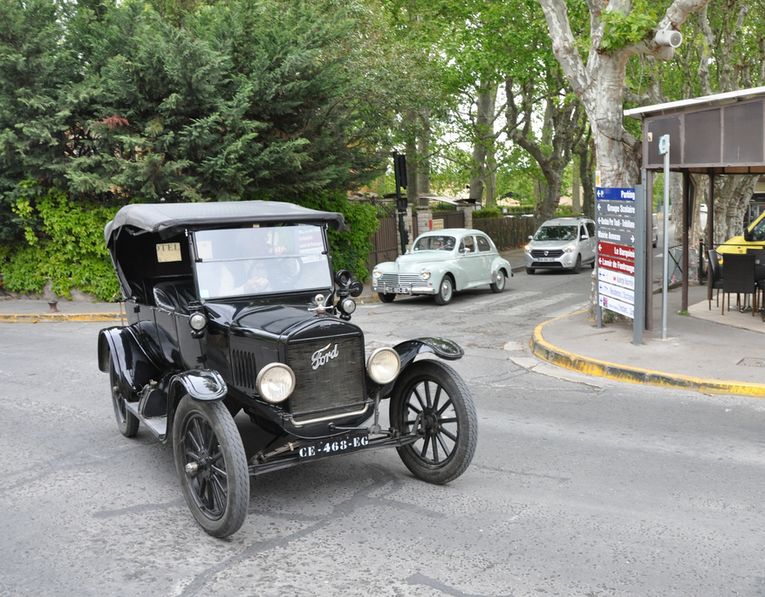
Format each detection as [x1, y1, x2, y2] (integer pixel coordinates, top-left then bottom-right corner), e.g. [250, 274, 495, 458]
[1, 270, 765, 596]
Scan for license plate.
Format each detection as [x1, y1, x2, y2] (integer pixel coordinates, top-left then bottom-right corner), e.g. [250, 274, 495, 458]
[296, 431, 370, 459]
[536, 257, 557, 262]
[393, 286, 411, 294]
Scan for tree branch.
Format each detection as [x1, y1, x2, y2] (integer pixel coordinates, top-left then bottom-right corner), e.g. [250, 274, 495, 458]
[538, 0, 588, 97]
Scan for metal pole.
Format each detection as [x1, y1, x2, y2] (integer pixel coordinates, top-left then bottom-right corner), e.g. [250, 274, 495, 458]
[633, 183, 645, 345]
[661, 139, 670, 339]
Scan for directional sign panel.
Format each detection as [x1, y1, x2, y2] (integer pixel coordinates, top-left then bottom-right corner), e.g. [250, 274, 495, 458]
[596, 187, 636, 320]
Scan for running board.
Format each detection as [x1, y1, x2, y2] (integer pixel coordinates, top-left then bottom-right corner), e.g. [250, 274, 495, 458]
[125, 401, 167, 440]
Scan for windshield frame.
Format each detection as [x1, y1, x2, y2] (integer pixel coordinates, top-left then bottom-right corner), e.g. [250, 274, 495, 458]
[190, 224, 333, 300]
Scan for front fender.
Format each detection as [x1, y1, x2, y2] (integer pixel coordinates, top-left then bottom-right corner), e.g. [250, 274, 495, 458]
[169, 369, 228, 402]
[375, 337, 464, 397]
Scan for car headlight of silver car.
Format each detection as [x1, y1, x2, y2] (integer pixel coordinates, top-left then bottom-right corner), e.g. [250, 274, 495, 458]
[564, 244, 575, 253]
[524, 244, 531, 253]
[372, 268, 382, 280]
[367, 347, 401, 384]
[420, 270, 431, 280]
[256, 363, 296, 403]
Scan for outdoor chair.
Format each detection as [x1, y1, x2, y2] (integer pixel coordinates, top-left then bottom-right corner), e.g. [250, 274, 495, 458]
[749, 248, 765, 316]
[706, 249, 724, 310]
[721, 253, 756, 315]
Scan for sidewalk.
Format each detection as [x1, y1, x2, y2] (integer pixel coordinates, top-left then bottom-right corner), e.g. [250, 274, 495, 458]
[532, 283, 765, 397]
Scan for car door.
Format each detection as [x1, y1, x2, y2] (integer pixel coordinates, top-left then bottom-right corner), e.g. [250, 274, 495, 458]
[457, 234, 482, 287]
[585, 222, 596, 262]
[475, 234, 495, 284]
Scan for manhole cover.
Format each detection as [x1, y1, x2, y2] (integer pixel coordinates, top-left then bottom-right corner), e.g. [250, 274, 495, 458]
[737, 357, 765, 368]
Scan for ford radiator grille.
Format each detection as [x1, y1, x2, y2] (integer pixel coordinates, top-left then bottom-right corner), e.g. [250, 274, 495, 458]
[286, 336, 366, 416]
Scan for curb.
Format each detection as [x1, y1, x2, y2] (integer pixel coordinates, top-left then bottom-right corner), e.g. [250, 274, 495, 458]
[530, 311, 765, 398]
[0, 312, 122, 323]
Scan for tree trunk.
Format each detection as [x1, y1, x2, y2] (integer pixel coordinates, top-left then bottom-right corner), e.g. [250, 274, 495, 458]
[535, 170, 563, 222]
[417, 108, 430, 196]
[468, 80, 497, 204]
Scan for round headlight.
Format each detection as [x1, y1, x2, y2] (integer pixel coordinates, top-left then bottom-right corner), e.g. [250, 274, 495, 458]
[420, 270, 431, 280]
[256, 363, 295, 403]
[189, 312, 207, 331]
[341, 297, 356, 314]
[372, 268, 382, 280]
[367, 347, 401, 384]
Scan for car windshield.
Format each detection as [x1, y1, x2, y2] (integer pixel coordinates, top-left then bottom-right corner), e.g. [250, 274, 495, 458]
[193, 225, 331, 299]
[533, 225, 577, 241]
[413, 235, 456, 251]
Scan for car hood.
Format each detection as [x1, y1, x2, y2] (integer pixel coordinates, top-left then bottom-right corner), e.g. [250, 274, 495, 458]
[391, 252, 455, 269]
[528, 240, 574, 250]
[204, 302, 361, 340]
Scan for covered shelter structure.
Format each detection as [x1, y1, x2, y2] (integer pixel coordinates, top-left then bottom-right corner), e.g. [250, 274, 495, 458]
[625, 86, 765, 327]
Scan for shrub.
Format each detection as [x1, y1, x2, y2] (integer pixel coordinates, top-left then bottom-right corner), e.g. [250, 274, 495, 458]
[2, 186, 121, 300]
[472, 205, 503, 219]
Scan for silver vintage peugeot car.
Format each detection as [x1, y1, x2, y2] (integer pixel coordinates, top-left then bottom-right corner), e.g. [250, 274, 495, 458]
[524, 216, 596, 274]
[372, 228, 511, 305]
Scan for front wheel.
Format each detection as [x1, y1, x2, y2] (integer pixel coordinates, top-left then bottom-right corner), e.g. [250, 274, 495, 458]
[434, 275, 454, 305]
[109, 360, 139, 438]
[389, 360, 477, 484]
[490, 270, 506, 293]
[526, 267, 535, 275]
[571, 254, 582, 273]
[173, 396, 249, 538]
[378, 292, 395, 303]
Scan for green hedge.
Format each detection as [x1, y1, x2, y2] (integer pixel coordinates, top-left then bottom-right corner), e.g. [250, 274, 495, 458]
[0, 188, 378, 300]
[472, 206, 503, 219]
[1, 187, 121, 300]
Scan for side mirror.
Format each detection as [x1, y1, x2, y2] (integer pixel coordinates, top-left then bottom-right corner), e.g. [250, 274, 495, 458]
[528, 235, 533, 241]
[580, 235, 587, 241]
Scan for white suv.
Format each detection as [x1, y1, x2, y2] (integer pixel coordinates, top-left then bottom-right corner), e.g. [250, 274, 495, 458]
[524, 217, 596, 274]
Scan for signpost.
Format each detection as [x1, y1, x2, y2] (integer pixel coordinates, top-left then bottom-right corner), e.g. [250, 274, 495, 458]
[595, 184, 646, 344]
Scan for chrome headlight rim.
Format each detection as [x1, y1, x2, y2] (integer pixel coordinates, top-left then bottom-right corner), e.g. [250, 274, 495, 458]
[341, 297, 356, 314]
[372, 268, 383, 280]
[255, 362, 296, 404]
[366, 347, 401, 385]
[419, 269, 431, 280]
[189, 312, 207, 331]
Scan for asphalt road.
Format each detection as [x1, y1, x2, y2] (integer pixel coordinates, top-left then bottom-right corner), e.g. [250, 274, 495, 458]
[2, 269, 765, 597]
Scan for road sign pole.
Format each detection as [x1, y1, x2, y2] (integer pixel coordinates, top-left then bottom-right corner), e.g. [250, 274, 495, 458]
[660, 135, 670, 340]
[633, 184, 645, 345]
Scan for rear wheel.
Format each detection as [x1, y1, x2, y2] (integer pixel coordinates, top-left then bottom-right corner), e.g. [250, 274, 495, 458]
[434, 275, 454, 305]
[490, 270, 506, 293]
[389, 360, 477, 484]
[173, 396, 249, 538]
[109, 360, 139, 438]
[378, 293, 395, 303]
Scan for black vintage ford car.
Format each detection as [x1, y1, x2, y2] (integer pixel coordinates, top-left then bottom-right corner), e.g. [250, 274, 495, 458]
[98, 201, 477, 537]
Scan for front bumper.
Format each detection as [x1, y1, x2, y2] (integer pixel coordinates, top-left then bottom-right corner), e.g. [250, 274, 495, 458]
[372, 276, 436, 295]
[524, 252, 577, 269]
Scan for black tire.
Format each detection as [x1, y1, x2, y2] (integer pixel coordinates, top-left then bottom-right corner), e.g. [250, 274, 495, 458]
[434, 275, 454, 305]
[173, 396, 249, 538]
[378, 292, 395, 303]
[389, 360, 477, 484]
[490, 269, 506, 293]
[109, 360, 139, 438]
[526, 267, 535, 275]
[572, 254, 582, 273]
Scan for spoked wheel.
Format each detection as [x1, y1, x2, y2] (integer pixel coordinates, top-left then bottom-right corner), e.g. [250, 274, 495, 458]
[434, 275, 454, 305]
[390, 360, 477, 484]
[109, 360, 139, 438]
[490, 270, 506, 293]
[173, 396, 249, 538]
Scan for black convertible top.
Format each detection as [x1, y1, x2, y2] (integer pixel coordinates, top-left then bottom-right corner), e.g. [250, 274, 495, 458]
[105, 200, 346, 243]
